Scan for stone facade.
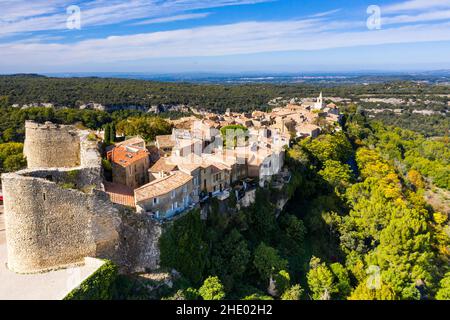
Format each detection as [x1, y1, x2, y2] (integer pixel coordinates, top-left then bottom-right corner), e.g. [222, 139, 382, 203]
[109, 145, 150, 190]
[135, 172, 195, 219]
[200, 165, 229, 194]
[1, 121, 161, 274]
[24, 121, 81, 168]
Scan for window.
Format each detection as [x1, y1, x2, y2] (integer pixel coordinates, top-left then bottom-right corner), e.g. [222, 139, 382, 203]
[174, 202, 178, 209]
[171, 190, 176, 199]
[183, 185, 187, 193]
[153, 197, 159, 205]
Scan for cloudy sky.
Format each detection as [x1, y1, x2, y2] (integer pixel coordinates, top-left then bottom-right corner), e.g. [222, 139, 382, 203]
[1, 0, 450, 73]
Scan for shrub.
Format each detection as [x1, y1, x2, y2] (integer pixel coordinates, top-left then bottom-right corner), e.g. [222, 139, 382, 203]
[64, 260, 118, 300]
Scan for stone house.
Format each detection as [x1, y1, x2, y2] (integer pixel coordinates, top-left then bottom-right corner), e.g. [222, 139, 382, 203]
[115, 136, 146, 149]
[155, 135, 176, 154]
[109, 145, 150, 189]
[296, 124, 321, 138]
[134, 171, 194, 219]
[148, 157, 179, 181]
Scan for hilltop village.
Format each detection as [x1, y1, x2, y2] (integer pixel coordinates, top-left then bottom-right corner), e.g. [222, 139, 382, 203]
[103, 93, 341, 220]
[0, 93, 342, 296]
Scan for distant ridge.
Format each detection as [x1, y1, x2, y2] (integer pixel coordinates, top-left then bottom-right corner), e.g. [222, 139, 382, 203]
[1, 70, 450, 84]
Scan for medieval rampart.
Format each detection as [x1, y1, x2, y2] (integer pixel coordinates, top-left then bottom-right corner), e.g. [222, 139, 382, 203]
[1, 121, 161, 274]
[24, 121, 81, 168]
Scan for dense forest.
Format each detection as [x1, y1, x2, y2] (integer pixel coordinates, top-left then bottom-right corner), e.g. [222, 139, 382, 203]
[137, 107, 449, 301]
[0, 75, 448, 137]
[1, 74, 449, 111]
[368, 112, 448, 137]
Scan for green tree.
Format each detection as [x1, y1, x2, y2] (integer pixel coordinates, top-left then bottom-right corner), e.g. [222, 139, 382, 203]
[303, 132, 352, 164]
[199, 276, 225, 300]
[0, 142, 26, 173]
[247, 189, 277, 243]
[0, 95, 9, 108]
[307, 257, 337, 300]
[2, 128, 17, 142]
[436, 272, 450, 300]
[104, 124, 111, 144]
[329, 262, 352, 299]
[159, 210, 208, 285]
[318, 160, 353, 196]
[279, 214, 307, 255]
[3, 153, 27, 172]
[242, 293, 274, 300]
[281, 284, 304, 300]
[253, 243, 288, 283]
[210, 229, 250, 290]
[274, 270, 291, 296]
[110, 123, 116, 143]
[348, 281, 397, 300]
[220, 124, 249, 148]
[116, 117, 172, 142]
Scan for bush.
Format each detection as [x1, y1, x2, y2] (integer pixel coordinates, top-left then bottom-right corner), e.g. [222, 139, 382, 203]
[64, 260, 118, 300]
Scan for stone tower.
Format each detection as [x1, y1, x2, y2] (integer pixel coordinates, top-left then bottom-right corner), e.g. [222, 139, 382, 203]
[23, 121, 81, 169]
[314, 92, 325, 110]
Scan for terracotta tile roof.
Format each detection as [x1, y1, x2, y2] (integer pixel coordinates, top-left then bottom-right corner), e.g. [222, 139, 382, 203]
[178, 163, 202, 173]
[111, 145, 149, 167]
[327, 103, 337, 108]
[135, 171, 192, 202]
[150, 157, 178, 173]
[296, 124, 321, 133]
[156, 135, 175, 149]
[104, 181, 135, 207]
[115, 136, 145, 148]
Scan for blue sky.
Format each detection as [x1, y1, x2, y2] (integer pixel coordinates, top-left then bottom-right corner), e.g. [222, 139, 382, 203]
[1, 0, 450, 73]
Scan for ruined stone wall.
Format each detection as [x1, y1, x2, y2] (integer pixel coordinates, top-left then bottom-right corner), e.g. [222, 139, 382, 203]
[2, 170, 161, 274]
[2, 172, 98, 273]
[2, 121, 161, 274]
[24, 121, 81, 169]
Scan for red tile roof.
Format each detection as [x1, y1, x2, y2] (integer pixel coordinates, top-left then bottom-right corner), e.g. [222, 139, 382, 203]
[104, 181, 135, 207]
[150, 157, 178, 173]
[111, 145, 149, 168]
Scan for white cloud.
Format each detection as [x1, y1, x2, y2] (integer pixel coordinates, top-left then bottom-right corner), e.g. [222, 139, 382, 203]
[0, 0, 271, 35]
[309, 9, 342, 18]
[383, 0, 450, 13]
[1, 18, 449, 69]
[132, 13, 212, 25]
[382, 9, 450, 24]
[1, 0, 450, 71]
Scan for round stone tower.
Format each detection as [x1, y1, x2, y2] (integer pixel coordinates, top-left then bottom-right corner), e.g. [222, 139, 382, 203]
[24, 121, 81, 168]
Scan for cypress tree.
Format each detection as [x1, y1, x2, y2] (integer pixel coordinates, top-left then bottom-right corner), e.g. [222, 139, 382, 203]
[104, 124, 111, 144]
[110, 123, 116, 143]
